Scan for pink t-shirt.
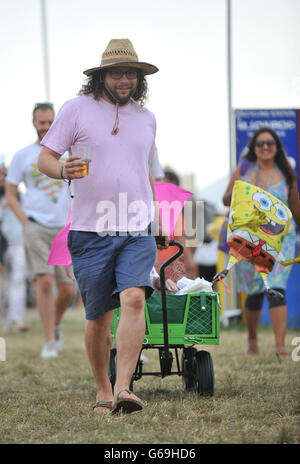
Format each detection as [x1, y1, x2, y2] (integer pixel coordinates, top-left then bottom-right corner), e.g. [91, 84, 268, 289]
[41, 95, 156, 232]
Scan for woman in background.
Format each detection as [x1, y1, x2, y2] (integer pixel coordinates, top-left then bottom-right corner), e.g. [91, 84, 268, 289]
[222, 127, 300, 357]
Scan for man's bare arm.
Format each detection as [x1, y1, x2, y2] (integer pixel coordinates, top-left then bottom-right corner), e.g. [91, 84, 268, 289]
[5, 183, 28, 225]
[38, 146, 87, 180]
[37, 146, 62, 179]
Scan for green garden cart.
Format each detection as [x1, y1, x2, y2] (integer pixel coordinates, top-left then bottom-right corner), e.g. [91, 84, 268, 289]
[109, 240, 221, 395]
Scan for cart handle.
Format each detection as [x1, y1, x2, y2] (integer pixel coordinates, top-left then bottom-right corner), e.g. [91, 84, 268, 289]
[157, 240, 184, 360]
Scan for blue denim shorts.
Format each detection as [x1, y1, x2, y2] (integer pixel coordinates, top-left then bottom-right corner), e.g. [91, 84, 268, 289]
[67, 230, 157, 320]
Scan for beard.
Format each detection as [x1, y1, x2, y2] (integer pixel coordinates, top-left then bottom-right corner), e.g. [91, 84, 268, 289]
[104, 84, 135, 105]
[36, 129, 48, 141]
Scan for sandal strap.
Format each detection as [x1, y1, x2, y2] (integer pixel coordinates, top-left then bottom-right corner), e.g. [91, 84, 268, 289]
[93, 401, 112, 410]
[115, 389, 132, 401]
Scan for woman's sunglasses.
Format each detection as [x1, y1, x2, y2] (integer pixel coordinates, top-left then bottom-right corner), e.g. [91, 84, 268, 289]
[255, 140, 276, 147]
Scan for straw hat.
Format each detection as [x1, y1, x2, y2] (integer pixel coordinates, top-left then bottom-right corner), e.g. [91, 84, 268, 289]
[83, 39, 158, 76]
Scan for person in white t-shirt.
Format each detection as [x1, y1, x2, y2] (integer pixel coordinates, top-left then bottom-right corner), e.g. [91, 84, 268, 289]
[5, 103, 74, 359]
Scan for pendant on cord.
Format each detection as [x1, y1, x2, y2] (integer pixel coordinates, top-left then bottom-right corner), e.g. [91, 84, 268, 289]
[111, 103, 120, 135]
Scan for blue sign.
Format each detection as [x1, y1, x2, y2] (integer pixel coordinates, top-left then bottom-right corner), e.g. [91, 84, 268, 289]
[235, 109, 299, 180]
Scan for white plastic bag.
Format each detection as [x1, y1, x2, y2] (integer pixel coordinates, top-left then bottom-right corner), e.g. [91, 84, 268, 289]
[176, 277, 213, 294]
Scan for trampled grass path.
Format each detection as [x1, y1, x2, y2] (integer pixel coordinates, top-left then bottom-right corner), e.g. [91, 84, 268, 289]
[0, 306, 299, 444]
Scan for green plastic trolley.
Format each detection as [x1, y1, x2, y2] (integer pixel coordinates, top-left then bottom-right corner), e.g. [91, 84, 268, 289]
[109, 240, 221, 395]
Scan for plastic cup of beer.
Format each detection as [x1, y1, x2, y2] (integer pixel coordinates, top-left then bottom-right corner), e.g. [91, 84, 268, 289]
[70, 144, 91, 177]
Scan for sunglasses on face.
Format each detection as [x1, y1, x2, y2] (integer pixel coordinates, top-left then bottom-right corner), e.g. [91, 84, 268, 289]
[108, 70, 138, 80]
[255, 140, 276, 147]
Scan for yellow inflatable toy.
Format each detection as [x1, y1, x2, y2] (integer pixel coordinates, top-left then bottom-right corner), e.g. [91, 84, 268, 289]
[280, 251, 300, 266]
[214, 180, 293, 298]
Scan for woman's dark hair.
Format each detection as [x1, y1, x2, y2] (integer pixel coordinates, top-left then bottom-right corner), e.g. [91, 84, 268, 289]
[246, 126, 297, 189]
[78, 70, 148, 106]
[164, 170, 180, 186]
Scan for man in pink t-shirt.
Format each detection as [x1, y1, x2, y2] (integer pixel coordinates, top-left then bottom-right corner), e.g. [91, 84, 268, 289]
[38, 39, 169, 415]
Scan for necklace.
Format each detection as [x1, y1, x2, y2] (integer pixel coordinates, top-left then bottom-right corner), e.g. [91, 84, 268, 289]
[255, 163, 277, 190]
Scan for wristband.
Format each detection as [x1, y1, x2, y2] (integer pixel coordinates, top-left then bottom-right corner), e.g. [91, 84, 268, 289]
[60, 164, 67, 181]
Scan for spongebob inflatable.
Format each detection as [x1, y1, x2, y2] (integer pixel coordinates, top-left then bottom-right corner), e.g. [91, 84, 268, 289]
[214, 180, 292, 298]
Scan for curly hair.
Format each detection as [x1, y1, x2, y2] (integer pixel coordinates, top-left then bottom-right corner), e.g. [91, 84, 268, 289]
[78, 70, 149, 106]
[246, 127, 297, 189]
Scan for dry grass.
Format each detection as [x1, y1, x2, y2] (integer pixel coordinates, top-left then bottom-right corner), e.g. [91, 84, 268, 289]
[0, 306, 299, 444]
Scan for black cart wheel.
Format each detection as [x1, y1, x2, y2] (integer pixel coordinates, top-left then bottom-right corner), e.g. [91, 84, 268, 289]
[194, 350, 214, 396]
[108, 348, 117, 390]
[182, 347, 197, 390]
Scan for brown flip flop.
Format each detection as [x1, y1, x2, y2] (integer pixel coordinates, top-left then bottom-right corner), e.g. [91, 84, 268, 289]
[92, 400, 112, 412]
[111, 389, 143, 415]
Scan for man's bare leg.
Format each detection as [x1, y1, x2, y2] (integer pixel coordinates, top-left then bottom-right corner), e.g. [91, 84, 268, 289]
[54, 281, 74, 326]
[36, 274, 56, 341]
[85, 310, 114, 413]
[113, 287, 146, 405]
[52, 281, 74, 352]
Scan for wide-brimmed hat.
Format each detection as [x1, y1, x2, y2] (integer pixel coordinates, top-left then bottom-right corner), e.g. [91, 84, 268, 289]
[83, 39, 158, 76]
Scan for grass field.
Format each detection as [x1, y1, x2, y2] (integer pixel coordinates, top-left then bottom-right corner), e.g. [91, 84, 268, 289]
[0, 305, 299, 444]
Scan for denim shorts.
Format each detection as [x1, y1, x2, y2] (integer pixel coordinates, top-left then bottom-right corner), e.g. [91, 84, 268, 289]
[67, 230, 157, 320]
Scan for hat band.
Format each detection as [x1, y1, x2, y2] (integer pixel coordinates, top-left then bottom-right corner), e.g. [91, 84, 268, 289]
[101, 57, 138, 67]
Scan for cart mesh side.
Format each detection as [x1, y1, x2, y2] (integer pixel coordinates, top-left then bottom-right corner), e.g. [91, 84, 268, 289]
[186, 294, 213, 335]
